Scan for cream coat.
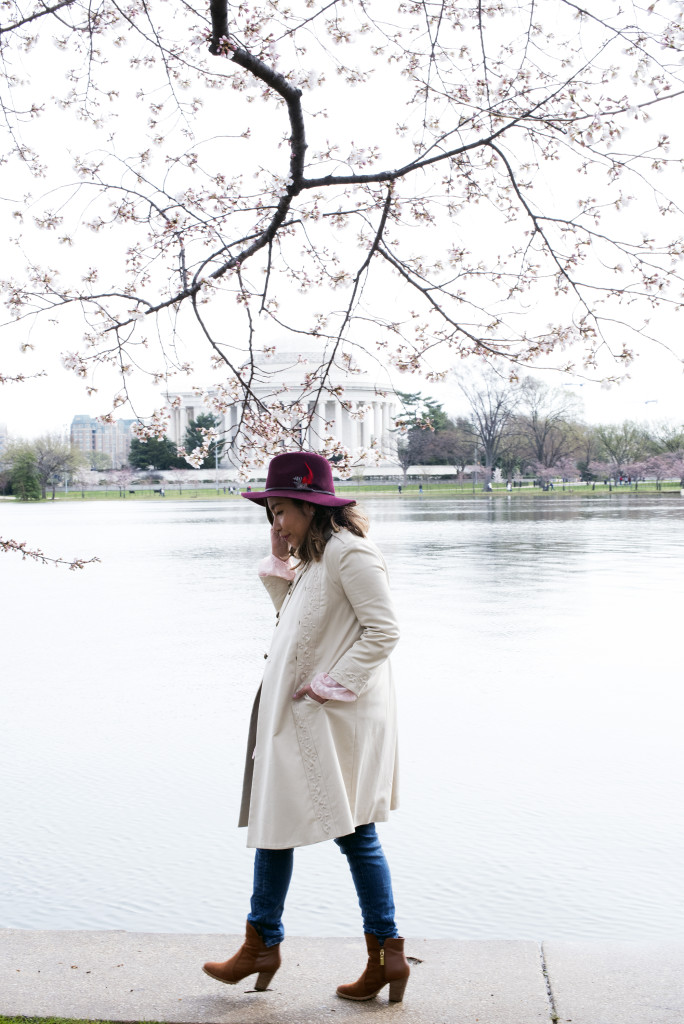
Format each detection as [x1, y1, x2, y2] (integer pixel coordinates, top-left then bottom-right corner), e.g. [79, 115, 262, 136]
[238, 528, 400, 849]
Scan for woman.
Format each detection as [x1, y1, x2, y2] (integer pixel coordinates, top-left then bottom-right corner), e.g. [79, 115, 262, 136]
[202, 451, 410, 1003]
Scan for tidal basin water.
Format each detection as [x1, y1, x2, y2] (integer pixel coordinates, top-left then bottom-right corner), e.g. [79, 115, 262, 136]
[2, 494, 683, 940]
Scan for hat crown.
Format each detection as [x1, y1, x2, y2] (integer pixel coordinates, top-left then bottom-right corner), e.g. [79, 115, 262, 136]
[266, 451, 334, 495]
[241, 451, 356, 508]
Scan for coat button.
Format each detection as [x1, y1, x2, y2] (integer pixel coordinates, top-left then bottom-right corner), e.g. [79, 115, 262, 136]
[264, 653, 268, 660]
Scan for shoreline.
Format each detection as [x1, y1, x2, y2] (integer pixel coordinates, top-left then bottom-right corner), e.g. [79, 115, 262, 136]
[3, 485, 683, 504]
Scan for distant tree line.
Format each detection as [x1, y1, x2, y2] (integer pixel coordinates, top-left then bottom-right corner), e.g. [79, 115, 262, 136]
[0, 414, 228, 499]
[3, 386, 683, 500]
[0, 436, 86, 500]
[396, 371, 684, 490]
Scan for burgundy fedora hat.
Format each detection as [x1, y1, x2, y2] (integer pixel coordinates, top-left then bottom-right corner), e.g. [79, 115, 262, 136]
[241, 451, 356, 508]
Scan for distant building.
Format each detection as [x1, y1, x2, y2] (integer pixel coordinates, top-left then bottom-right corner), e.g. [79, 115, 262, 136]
[70, 415, 135, 468]
[165, 351, 400, 466]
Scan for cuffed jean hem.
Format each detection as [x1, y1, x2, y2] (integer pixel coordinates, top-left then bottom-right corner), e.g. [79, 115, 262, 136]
[247, 847, 293, 947]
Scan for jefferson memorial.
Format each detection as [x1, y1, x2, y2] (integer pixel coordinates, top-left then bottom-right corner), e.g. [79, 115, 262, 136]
[165, 351, 401, 466]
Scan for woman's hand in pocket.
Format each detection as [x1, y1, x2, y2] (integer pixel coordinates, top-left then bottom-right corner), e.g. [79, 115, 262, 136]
[292, 684, 326, 704]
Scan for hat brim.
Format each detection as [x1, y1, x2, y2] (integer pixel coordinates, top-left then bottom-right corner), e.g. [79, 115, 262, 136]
[241, 487, 356, 508]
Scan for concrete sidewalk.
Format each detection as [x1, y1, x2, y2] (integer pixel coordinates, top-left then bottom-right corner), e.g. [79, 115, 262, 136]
[1, 930, 683, 1024]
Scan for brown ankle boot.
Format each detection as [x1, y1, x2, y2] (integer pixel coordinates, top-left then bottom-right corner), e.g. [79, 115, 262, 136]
[336, 934, 410, 1002]
[202, 921, 281, 991]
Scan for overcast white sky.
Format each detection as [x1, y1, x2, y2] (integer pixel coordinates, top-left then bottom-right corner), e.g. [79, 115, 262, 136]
[2, 331, 682, 440]
[1, 4, 683, 440]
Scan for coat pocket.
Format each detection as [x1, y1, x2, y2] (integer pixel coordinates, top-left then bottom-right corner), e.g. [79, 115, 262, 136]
[302, 692, 328, 707]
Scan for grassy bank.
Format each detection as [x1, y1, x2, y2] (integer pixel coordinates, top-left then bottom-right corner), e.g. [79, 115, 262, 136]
[8, 481, 683, 502]
[0, 1018, 157, 1024]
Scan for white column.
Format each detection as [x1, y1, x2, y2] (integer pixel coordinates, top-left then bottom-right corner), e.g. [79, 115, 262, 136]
[324, 400, 335, 441]
[340, 401, 351, 448]
[305, 402, 316, 449]
[385, 399, 395, 456]
[352, 403, 360, 449]
[361, 403, 371, 448]
[334, 398, 345, 446]
[311, 402, 324, 449]
[373, 401, 383, 441]
[387, 401, 398, 454]
[216, 412, 226, 463]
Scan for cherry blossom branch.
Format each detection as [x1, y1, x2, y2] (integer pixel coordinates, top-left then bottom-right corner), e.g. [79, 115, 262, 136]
[92, 39, 309, 331]
[0, 0, 75, 35]
[0, 370, 47, 383]
[1, 537, 100, 570]
[486, 140, 594, 320]
[303, 187, 396, 425]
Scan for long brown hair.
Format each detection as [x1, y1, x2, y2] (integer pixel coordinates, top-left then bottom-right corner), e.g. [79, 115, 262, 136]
[266, 501, 369, 564]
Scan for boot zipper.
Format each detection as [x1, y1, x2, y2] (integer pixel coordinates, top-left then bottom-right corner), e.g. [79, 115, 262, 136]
[380, 948, 385, 966]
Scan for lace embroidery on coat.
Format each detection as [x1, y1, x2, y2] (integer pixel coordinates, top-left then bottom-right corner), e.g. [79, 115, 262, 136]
[290, 561, 333, 838]
[331, 666, 368, 694]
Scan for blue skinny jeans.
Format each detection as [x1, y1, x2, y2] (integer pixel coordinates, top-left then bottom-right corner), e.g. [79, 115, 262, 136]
[247, 822, 399, 947]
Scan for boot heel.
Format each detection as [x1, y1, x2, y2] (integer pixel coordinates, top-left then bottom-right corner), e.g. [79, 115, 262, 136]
[255, 970, 276, 991]
[388, 976, 408, 1002]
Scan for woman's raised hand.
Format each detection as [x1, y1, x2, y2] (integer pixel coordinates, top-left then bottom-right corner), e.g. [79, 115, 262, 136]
[271, 525, 290, 562]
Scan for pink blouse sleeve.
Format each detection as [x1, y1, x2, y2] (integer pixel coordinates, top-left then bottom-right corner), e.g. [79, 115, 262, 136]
[258, 554, 296, 581]
[310, 671, 358, 703]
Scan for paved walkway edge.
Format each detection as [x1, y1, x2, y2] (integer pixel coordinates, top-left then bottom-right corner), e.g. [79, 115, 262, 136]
[1, 930, 683, 1024]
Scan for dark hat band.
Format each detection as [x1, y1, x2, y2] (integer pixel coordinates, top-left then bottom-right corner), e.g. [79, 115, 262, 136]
[259, 485, 337, 497]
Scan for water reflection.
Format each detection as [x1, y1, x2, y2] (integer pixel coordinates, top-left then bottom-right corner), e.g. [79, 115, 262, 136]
[1, 495, 683, 940]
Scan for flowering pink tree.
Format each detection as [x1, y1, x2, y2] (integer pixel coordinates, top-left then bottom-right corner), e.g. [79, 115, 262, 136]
[3, 2, 684, 563]
[587, 461, 614, 486]
[643, 454, 671, 491]
[71, 467, 100, 498]
[529, 455, 578, 490]
[622, 460, 649, 489]
[558, 457, 579, 478]
[663, 453, 684, 489]
[530, 462, 557, 490]
[589, 457, 653, 488]
[1, 1, 684, 477]
[555, 456, 580, 490]
[640, 451, 684, 489]
[113, 466, 136, 498]
[164, 468, 194, 496]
